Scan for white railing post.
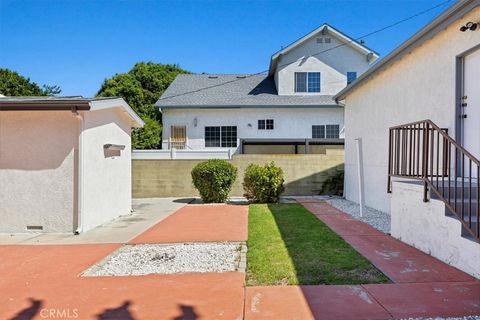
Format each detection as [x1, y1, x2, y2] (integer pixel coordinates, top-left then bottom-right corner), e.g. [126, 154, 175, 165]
[170, 148, 176, 159]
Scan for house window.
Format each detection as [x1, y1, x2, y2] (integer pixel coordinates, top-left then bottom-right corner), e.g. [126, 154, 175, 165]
[294, 72, 307, 92]
[205, 126, 221, 147]
[258, 119, 274, 130]
[312, 124, 340, 139]
[325, 37, 331, 43]
[325, 124, 340, 138]
[312, 125, 325, 139]
[170, 125, 186, 149]
[205, 126, 237, 147]
[221, 126, 237, 147]
[295, 72, 321, 93]
[347, 72, 357, 85]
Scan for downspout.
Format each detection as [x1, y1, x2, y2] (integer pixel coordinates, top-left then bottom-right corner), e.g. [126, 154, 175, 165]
[73, 107, 84, 234]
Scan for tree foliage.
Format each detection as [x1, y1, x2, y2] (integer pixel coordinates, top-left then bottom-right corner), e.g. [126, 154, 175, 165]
[0, 68, 61, 96]
[96, 62, 190, 149]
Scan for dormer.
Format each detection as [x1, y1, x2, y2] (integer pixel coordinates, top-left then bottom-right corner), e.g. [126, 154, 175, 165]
[269, 24, 379, 96]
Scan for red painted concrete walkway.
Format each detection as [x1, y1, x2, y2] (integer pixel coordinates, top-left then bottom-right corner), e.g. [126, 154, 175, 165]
[130, 204, 248, 244]
[245, 200, 480, 319]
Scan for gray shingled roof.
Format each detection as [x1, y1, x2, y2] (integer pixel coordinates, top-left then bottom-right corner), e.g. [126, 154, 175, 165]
[156, 74, 339, 108]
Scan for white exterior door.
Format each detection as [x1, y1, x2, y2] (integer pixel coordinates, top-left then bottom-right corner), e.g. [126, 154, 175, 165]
[462, 48, 480, 160]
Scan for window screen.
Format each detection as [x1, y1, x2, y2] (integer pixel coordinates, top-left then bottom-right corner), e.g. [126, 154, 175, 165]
[221, 126, 237, 147]
[295, 72, 321, 93]
[326, 125, 340, 139]
[312, 125, 340, 139]
[307, 72, 321, 92]
[295, 72, 307, 92]
[312, 125, 325, 139]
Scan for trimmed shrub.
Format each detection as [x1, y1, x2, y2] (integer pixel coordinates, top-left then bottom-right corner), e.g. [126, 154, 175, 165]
[243, 162, 285, 203]
[191, 159, 238, 203]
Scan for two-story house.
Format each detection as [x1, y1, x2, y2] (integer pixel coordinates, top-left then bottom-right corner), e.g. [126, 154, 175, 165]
[156, 24, 378, 154]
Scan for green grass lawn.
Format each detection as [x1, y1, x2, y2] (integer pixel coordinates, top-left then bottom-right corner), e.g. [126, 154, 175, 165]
[246, 203, 390, 286]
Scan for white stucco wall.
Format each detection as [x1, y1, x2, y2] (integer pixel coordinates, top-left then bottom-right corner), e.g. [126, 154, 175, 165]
[343, 7, 480, 213]
[391, 181, 480, 278]
[161, 107, 344, 151]
[275, 32, 373, 95]
[81, 108, 133, 232]
[0, 111, 79, 233]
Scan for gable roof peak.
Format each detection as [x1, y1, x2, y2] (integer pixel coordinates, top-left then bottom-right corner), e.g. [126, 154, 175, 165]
[268, 23, 379, 76]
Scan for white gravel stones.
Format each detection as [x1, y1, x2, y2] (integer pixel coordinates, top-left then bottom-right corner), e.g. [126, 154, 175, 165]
[323, 197, 391, 234]
[83, 242, 244, 276]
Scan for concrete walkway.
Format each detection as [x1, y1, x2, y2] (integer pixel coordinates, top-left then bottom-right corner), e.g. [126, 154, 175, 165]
[0, 198, 189, 244]
[245, 200, 480, 319]
[130, 203, 248, 244]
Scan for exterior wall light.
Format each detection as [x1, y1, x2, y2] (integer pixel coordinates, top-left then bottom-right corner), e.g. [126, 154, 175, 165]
[103, 144, 125, 151]
[460, 22, 478, 32]
[194, 117, 198, 127]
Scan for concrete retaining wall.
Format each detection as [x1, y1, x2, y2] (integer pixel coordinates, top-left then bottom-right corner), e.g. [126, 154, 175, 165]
[391, 181, 480, 279]
[132, 148, 344, 198]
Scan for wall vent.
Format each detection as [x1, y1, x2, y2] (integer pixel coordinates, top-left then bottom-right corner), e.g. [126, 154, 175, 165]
[316, 38, 323, 44]
[26, 225, 43, 231]
[325, 38, 331, 43]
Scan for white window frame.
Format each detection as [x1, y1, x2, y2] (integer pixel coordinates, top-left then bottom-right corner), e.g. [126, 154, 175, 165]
[312, 124, 340, 139]
[294, 72, 321, 93]
[258, 119, 274, 130]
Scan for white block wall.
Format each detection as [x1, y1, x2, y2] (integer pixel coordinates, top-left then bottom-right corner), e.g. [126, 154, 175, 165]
[391, 181, 480, 279]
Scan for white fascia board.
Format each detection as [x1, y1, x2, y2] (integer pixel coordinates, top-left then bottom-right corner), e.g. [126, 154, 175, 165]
[89, 98, 144, 128]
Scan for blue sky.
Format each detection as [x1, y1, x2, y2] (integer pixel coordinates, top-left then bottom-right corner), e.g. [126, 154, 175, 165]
[0, 0, 453, 97]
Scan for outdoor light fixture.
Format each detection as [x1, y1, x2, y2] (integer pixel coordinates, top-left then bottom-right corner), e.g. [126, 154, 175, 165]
[460, 22, 478, 32]
[103, 144, 125, 151]
[194, 117, 198, 127]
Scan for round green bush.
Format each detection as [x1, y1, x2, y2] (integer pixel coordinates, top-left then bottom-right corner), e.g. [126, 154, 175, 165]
[243, 161, 285, 203]
[191, 159, 238, 203]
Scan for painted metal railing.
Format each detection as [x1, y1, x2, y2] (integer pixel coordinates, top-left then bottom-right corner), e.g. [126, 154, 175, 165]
[387, 119, 479, 241]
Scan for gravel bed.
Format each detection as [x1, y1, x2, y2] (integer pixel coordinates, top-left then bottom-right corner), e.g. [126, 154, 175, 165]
[283, 196, 391, 233]
[83, 242, 244, 276]
[322, 197, 391, 234]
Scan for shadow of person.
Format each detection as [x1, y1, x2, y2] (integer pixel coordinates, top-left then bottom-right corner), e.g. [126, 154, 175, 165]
[96, 301, 134, 320]
[9, 298, 42, 320]
[173, 304, 199, 320]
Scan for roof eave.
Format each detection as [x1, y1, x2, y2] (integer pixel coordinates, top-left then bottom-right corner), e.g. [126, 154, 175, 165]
[335, 0, 479, 101]
[157, 104, 342, 109]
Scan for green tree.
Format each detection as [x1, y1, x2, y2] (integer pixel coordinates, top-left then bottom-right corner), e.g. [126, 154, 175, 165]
[97, 62, 190, 149]
[0, 68, 61, 96]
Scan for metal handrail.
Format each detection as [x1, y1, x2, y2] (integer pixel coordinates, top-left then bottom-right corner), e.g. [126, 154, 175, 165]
[387, 119, 479, 241]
